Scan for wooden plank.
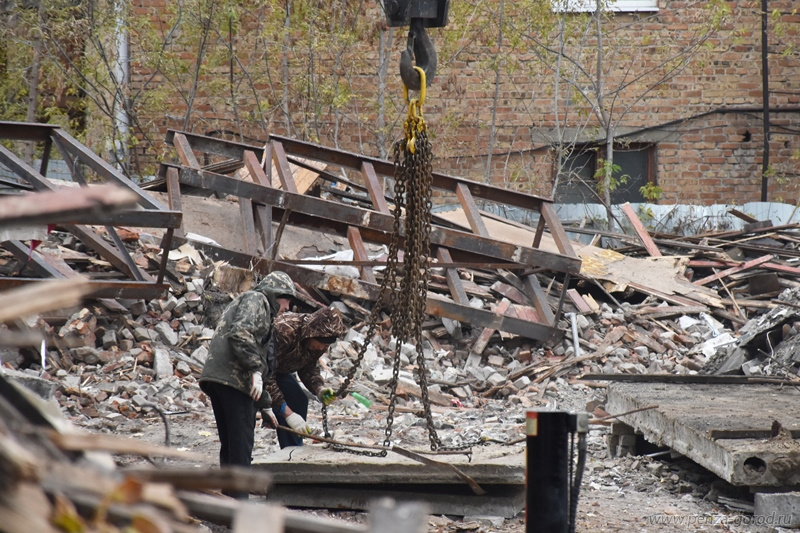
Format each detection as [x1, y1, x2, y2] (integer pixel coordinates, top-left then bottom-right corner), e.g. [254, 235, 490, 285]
[396, 379, 454, 407]
[244, 150, 274, 255]
[238, 199, 259, 256]
[626, 281, 712, 308]
[0, 279, 94, 324]
[522, 274, 556, 326]
[693, 254, 774, 286]
[727, 208, 759, 223]
[625, 327, 667, 354]
[511, 304, 539, 322]
[621, 202, 662, 257]
[172, 132, 201, 169]
[532, 215, 546, 248]
[435, 248, 469, 305]
[0, 184, 138, 226]
[347, 227, 377, 284]
[566, 289, 593, 314]
[166, 167, 186, 239]
[490, 281, 530, 306]
[361, 162, 391, 214]
[634, 305, 707, 318]
[270, 140, 299, 194]
[540, 202, 579, 259]
[455, 183, 489, 237]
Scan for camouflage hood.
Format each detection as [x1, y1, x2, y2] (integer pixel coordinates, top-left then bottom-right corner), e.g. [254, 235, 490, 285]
[298, 306, 347, 342]
[253, 271, 297, 314]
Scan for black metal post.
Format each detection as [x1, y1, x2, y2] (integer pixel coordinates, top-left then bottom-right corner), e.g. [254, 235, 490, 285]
[526, 410, 572, 533]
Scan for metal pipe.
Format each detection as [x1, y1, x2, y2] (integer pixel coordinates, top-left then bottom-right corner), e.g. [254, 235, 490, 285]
[565, 312, 581, 357]
[761, 0, 770, 201]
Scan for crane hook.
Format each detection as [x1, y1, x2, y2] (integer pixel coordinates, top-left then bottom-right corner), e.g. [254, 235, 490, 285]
[399, 18, 437, 91]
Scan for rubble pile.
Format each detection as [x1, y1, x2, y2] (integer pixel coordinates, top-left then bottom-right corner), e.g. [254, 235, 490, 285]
[3, 223, 800, 454]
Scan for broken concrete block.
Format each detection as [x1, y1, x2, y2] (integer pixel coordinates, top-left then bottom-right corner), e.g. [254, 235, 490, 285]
[450, 386, 470, 399]
[513, 375, 531, 389]
[154, 322, 179, 346]
[370, 367, 393, 385]
[102, 330, 118, 349]
[132, 394, 150, 408]
[441, 317, 462, 339]
[486, 373, 505, 387]
[175, 360, 192, 376]
[133, 327, 158, 343]
[754, 491, 800, 528]
[173, 297, 188, 315]
[678, 316, 700, 330]
[153, 347, 174, 380]
[3, 368, 57, 399]
[191, 345, 208, 364]
[741, 358, 764, 376]
[71, 346, 100, 365]
[162, 295, 178, 313]
[632, 346, 649, 358]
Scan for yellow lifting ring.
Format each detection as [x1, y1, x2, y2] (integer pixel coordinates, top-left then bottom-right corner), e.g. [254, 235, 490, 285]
[403, 66, 427, 108]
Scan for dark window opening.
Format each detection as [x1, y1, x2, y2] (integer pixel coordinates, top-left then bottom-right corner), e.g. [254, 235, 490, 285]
[554, 143, 656, 204]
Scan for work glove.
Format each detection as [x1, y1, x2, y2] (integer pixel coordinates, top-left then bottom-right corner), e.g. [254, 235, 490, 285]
[285, 412, 312, 436]
[261, 408, 278, 429]
[249, 371, 263, 402]
[318, 388, 336, 406]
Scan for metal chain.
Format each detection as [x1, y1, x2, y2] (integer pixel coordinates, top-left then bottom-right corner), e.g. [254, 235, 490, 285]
[321, 75, 480, 455]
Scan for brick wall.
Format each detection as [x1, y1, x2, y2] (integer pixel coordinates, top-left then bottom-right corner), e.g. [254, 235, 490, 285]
[123, 0, 800, 206]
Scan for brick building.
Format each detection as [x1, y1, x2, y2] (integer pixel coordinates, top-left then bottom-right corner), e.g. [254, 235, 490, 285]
[124, 0, 799, 205]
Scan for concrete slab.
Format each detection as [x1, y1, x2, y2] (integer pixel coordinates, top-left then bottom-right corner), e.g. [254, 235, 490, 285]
[252, 444, 525, 517]
[606, 382, 800, 487]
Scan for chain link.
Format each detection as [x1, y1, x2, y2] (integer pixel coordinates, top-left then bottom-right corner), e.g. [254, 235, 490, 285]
[321, 88, 480, 456]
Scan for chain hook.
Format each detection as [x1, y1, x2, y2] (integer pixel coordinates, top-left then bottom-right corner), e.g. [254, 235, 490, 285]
[399, 18, 437, 91]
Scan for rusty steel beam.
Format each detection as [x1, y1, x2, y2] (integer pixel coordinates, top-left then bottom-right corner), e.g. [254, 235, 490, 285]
[0, 121, 60, 141]
[165, 129, 552, 212]
[51, 130, 165, 210]
[164, 164, 581, 275]
[179, 237, 561, 342]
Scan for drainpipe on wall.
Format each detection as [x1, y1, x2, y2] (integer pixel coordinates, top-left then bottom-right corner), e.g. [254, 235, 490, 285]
[113, 0, 130, 173]
[761, 0, 770, 202]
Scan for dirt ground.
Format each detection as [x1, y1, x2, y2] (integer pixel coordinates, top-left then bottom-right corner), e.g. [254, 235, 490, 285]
[101, 383, 791, 533]
[83, 193, 794, 533]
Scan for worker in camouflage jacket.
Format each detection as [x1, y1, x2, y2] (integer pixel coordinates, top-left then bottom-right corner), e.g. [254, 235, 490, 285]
[199, 270, 296, 498]
[266, 305, 347, 448]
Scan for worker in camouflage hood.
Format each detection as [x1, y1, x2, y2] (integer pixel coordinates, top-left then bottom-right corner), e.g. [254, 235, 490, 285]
[265, 306, 347, 448]
[199, 270, 296, 498]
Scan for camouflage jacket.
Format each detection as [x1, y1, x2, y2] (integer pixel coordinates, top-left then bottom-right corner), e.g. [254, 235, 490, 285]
[199, 272, 296, 410]
[266, 307, 346, 408]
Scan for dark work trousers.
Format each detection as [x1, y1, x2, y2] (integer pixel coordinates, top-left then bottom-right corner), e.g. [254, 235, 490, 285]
[203, 381, 256, 499]
[272, 372, 309, 448]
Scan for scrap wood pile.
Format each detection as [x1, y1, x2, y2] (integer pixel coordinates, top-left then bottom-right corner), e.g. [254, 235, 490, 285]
[0, 368, 414, 533]
[556, 205, 800, 381]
